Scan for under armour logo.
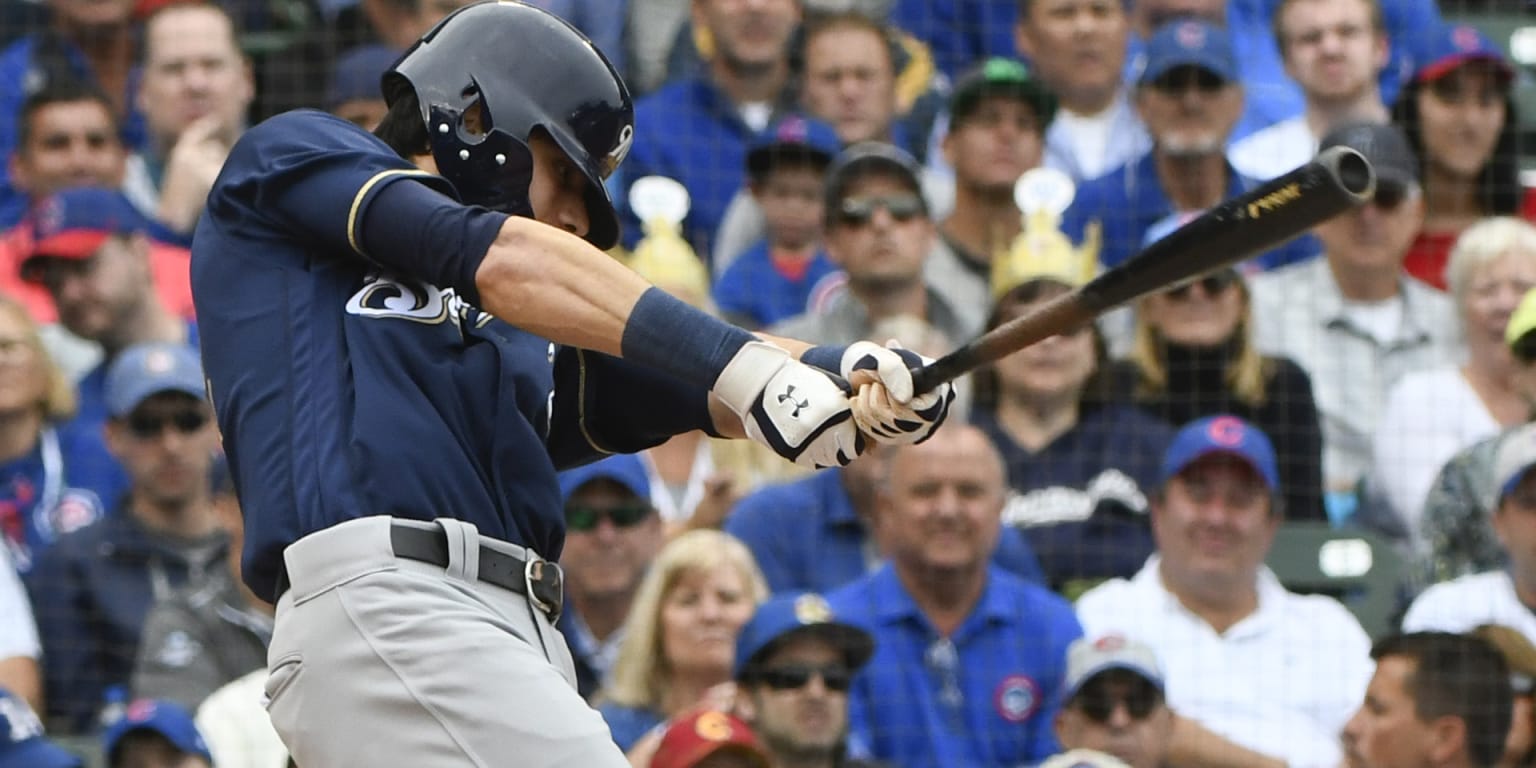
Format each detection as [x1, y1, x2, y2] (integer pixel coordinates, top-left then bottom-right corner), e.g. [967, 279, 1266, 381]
[778, 385, 810, 418]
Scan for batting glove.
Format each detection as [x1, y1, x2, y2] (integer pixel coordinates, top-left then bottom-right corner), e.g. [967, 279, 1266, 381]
[713, 342, 866, 469]
[839, 341, 955, 445]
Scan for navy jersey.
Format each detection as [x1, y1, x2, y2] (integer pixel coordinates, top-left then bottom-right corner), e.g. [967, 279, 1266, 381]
[192, 110, 714, 602]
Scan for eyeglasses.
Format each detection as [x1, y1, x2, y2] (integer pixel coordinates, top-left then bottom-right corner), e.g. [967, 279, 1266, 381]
[1076, 679, 1163, 723]
[1149, 67, 1227, 96]
[565, 503, 652, 532]
[1164, 270, 1238, 300]
[837, 194, 925, 227]
[126, 409, 209, 439]
[753, 664, 853, 692]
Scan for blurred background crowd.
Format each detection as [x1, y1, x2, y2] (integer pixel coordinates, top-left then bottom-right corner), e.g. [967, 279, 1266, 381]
[1, 0, 1536, 765]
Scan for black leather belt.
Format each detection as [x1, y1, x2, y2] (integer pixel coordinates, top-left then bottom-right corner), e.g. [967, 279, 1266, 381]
[272, 524, 563, 622]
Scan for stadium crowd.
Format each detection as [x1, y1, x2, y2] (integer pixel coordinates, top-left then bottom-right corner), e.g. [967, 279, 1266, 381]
[0, 0, 1535, 765]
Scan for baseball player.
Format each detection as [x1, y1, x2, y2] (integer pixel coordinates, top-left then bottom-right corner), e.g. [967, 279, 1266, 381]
[188, 2, 952, 766]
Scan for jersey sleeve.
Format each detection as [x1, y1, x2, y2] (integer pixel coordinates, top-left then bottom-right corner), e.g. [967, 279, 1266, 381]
[205, 110, 505, 303]
[545, 346, 717, 468]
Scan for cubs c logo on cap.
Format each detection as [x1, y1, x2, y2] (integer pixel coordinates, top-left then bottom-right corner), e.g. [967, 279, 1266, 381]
[694, 710, 735, 741]
[1176, 21, 1205, 50]
[1208, 415, 1244, 446]
[1093, 634, 1126, 652]
[1452, 24, 1480, 51]
[994, 674, 1041, 723]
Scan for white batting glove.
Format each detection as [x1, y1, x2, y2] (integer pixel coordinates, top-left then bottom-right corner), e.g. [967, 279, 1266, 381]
[714, 342, 866, 469]
[841, 340, 955, 445]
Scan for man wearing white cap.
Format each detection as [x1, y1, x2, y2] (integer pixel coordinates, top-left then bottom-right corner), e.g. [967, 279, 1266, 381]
[1048, 635, 1172, 768]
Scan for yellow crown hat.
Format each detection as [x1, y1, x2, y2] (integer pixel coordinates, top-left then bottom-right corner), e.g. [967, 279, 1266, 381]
[991, 168, 1100, 300]
[625, 176, 710, 307]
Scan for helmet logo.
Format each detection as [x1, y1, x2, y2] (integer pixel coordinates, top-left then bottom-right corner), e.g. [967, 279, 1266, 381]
[604, 124, 634, 178]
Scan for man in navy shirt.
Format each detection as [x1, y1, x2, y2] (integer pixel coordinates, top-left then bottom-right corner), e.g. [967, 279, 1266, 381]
[189, 4, 952, 766]
[829, 423, 1081, 768]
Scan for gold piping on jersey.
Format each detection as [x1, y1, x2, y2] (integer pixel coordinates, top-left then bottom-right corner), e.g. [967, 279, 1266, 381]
[346, 169, 439, 256]
[575, 349, 616, 455]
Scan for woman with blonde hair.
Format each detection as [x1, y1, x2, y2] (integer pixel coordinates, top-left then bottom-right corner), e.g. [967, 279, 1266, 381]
[1128, 267, 1324, 521]
[1373, 217, 1536, 545]
[596, 529, 768, 752]
[0, 293, 116, 574]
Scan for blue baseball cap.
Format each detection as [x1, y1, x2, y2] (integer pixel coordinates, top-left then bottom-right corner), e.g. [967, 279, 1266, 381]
[104, 342, 206, 418]
[1160, 415, 1279, 491]
[1138, 20, 1237, 86]
[733, 593, 874, 680]
[327, 43, 400, 109]
[1409, 23, 1513, 86]
[557, 453, 651, 505]
[0, 688, 82, 768]
[19, 187, 161, 282]
[747, 114, 841, 178]
[103, 698, 212, 764]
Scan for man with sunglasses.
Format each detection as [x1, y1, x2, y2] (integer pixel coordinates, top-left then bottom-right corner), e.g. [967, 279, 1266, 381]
[26, 342, 226, 733]
[1251, 122, 1457, 526]
[733, 592, 884, 768]
[556, 454, 663, 700]
[1049, 635, 1172, 768]
[772, 142, 977, 348]
[1059, 19, 1317, 274]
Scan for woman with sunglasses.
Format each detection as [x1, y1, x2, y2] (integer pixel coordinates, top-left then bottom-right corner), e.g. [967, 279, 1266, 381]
[1128, 267, 1325, 521]
[597, 530, 768, 754]
[1394, 23, 1534, 291]
[1371, 217, 1536, 545]
[972, 246, 1174, 592]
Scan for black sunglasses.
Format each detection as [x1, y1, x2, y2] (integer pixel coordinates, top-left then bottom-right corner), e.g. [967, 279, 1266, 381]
[1150, 67, 1227, 96]
[1076, 679, 1162, 723]
[838, 194, 925, 227]
[753, 664, 853, 692]
[565, 503, 652, 532]
[1165, 269, 1239, 300]
[127, 409, 209, 439]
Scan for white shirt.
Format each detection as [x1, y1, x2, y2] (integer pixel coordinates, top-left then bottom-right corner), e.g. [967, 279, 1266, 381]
[1372, 366, 1500, 549]
[196, 668, 290, 768]
[1402, 570, 1536, 639]
[1044, 91, 1152, 183]
[1075, 556, 1374, 768]
[0, 545, 38, 661]
[1228, 117, 1317, 181]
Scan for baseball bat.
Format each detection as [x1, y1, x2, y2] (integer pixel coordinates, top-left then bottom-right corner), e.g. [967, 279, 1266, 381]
[908, 145, 1375, 394]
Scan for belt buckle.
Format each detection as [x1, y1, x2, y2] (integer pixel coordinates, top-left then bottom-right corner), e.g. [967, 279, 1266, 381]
[524, 557, 563, 622]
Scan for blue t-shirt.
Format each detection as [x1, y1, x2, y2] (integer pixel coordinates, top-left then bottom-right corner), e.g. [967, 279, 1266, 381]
[0, 422, 109, 574]
[1060, 152, 1318, 272]
[711, 241, 840, 329]
[724, 467, 1045, 594]
[828, 564, 1082, 768]
[596, 702, 664, 752]
[193, 110, 715, 602]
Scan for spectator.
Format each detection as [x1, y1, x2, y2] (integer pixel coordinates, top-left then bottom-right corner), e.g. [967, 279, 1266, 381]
[18, 186, 198, 496]
[27, 343, 226, 733]
[0, 0, 146, 229]
[929, 58, 1053, 336]
[195, 669, 288, 768]
[1341, 632, 1513, 768]
[732, 592, 880, 768]
[598, 529, 768, 752]
[1014, 0, 1149, 183]
[1060, 20, 1314, 272]
[103, 698, 213, 768]
[556, 455, 664, 700]
[1128, 266, 1326, 520]
[1228, 0, 1389, 181]
[1372, 218, 1536, 544]
[619, 0, 800, 257]
[649, 708, 772, 768]
[135, 2, 253, 236]
[1076, 414, 1373, 767]
[324, 44, 396, 131]
[772, 142, 975, 346]
[798, 13, 905, 149]
[521, 0, 627, 74]
[974, 251, 1174, 591]
[130, 462, 268, 711]
[1395, 23, 1532, 292]
[713, 115, 842, 330]
[1472, 624, 1536, 768]
[1047, 636, 1172, 768]
[1406, 421, 1536, 638]
[0, 293, 115, 573]
[724, 444, 1046, 594]
[0, 546, 39, 712]
[0, 686, 81, 767]
[1419, 287, 1536, 585]
[1251, 123, 1457, 519]
[828, 423, 1083, 768]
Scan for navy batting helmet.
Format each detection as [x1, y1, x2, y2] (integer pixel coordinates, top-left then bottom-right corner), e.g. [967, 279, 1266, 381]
[383, 1, 634, 249]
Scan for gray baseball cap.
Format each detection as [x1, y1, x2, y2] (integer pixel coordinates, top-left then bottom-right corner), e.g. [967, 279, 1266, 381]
[1063, 635, 1165, 702]
[1318, 122, 1419, 191]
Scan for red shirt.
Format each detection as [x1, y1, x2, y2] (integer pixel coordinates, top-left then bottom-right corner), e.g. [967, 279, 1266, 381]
[0, 226, 196, 323]
[1403, 186, 1536, 291]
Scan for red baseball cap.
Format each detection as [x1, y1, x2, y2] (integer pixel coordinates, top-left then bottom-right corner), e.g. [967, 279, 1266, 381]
[19, 187, 157, 282]
[650, 709, 771, 768]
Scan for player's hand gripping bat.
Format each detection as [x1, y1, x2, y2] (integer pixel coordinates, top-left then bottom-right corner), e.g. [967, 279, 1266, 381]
[907, 145, 1375, 395]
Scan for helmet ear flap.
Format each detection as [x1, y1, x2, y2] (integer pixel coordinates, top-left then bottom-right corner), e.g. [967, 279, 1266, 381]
[426, 101, 534, 216]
